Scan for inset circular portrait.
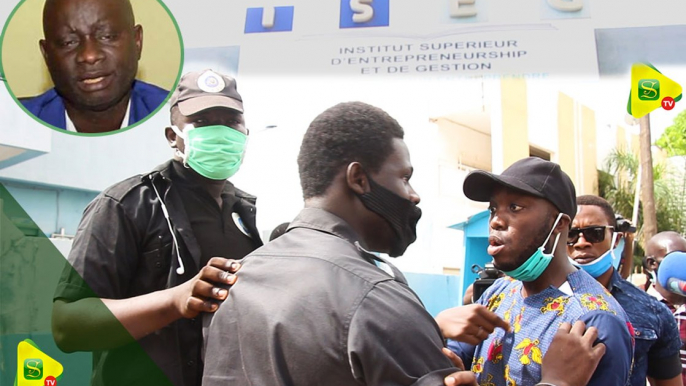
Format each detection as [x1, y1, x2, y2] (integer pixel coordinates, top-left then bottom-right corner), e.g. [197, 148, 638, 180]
[1, 0, 183, 135]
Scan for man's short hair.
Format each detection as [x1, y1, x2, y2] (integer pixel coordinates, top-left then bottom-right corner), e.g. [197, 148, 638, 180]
[577, 195, 616, 228]
[297, 102, 404, 199]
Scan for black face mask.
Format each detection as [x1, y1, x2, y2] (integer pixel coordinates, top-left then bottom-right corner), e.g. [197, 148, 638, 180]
[358, 175, 422, 257]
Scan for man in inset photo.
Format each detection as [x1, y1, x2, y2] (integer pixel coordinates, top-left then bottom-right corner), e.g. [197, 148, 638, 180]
[20, 0, 169, 133]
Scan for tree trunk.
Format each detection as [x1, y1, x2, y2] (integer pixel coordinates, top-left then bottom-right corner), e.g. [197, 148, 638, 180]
[639, 114, 658, 241]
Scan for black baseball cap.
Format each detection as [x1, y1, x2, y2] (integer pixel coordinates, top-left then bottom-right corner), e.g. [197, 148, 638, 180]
[169, 69, 243, 115]
[463, 157, 577, 220]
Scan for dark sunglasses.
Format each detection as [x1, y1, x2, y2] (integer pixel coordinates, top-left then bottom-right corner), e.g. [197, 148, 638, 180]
[567, 226, 614, 245]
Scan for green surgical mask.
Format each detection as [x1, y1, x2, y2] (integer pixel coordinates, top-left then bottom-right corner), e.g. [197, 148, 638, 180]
[502, 213, 563, 282]
[171, 124, 247, 180]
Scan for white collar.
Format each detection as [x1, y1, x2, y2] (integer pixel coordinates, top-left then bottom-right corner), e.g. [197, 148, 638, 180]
[558, 281, 573, 296]
[65, 98, 132, 133]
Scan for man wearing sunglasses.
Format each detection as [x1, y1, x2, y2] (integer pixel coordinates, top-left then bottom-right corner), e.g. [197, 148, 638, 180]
[445, 157, 633, 386]
[568, 195, 682, 386]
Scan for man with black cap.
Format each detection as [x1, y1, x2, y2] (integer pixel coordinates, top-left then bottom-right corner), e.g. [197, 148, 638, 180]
[51, 69, 263, 386]
[441, 157, 634, 386]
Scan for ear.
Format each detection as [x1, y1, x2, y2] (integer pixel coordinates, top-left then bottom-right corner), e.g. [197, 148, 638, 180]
[555, 213, 571, 235]
[345, 162, 368, 195]
[646, 257, 659, 271]
[39, 40, 48, 62]
[164, 127, 177, 147]
[134, 25, 143, 60]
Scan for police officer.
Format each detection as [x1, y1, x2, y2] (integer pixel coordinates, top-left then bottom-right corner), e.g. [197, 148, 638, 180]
[52, 69, 262, 386]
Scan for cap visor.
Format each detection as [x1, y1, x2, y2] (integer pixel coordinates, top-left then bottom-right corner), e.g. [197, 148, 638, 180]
[178, 95, 244, 116]
[463, 170, 545, 202]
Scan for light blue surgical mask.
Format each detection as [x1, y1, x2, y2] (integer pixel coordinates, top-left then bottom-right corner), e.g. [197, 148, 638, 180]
[569, 232, 618, 278]
[503, 213, 563, 282]
[612, 238, 625, 269]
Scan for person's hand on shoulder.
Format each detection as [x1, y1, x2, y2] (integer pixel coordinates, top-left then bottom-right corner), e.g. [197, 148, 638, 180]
[171, 257, 241, 319]
[538, 321, 606, 386]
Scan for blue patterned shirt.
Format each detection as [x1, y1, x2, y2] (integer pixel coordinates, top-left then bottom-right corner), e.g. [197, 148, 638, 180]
[448, 269, 633, 386]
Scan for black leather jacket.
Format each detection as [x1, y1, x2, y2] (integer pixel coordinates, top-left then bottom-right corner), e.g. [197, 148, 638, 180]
[55, 159, 262, 386]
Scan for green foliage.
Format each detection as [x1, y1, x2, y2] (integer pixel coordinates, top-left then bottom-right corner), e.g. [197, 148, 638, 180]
[656, 109, 686, 157]
[597, 148, 686, 250]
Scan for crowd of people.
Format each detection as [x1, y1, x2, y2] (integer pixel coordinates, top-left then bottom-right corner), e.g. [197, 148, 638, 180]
[41, 0, 686, 381]
[52, 65, 686, 386]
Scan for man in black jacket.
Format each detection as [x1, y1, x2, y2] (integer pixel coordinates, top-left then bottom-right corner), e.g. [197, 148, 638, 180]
[202, 102, 606, 386]
[203, 101, 451, 386]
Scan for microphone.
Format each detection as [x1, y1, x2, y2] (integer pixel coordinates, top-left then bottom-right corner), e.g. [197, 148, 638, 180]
[657, 251, 686, 297]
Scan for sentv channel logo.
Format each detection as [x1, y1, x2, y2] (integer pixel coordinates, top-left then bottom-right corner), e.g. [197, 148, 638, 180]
[15, 339, 63, 386]
[627, 63, 682, 118]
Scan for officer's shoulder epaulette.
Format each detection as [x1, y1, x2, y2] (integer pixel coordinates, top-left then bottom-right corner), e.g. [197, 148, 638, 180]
[234, 186, 257, 202]
[99, 174, 152, 203]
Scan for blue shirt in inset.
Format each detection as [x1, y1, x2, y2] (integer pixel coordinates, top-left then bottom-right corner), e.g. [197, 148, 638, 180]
[20, 80, 168, 130]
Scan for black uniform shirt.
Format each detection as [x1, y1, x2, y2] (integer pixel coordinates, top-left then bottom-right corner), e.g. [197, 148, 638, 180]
[202, 207, 458, 386]
[171, 161, 257, 266]
[54, 160, 262, 386]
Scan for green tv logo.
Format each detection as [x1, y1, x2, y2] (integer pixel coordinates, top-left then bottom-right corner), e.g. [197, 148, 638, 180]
[628, 63, 682, 118]
[23, 358, 43, 379]
[638, 79, 660, 101]
[16, 339, 63, 386]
